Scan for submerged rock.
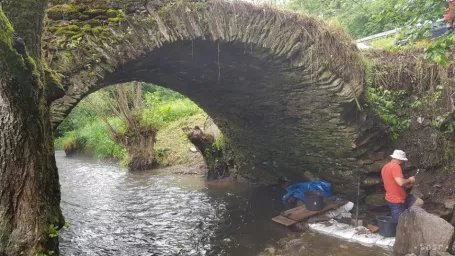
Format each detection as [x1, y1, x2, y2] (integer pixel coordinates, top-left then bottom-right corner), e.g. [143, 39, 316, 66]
[394, 206, 454, 256]
[284, 238, 305, 249]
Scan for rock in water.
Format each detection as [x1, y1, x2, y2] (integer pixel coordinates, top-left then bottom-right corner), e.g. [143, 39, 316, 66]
[284, 238, 305, 249]
[394, 206, 454, 256]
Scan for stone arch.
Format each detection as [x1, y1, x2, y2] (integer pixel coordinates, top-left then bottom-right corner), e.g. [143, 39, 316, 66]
[45, 0, 387, 184]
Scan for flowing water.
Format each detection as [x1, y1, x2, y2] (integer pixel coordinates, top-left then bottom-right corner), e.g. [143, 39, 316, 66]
[57, 152, 390, 256]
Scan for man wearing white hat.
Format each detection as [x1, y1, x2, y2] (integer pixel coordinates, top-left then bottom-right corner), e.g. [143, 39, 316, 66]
[381, 150, 424, 222]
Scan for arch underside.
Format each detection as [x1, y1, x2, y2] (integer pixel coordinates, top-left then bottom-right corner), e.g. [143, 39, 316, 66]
[47, 0, 388, 185]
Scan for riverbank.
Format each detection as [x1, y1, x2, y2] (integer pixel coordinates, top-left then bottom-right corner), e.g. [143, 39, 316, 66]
[55, 113, 208, 169]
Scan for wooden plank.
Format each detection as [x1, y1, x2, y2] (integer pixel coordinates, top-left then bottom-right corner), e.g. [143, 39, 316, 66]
[280, 201, 347, 222]
[281, 205, 305, 216]
[272, 215, 297, 227]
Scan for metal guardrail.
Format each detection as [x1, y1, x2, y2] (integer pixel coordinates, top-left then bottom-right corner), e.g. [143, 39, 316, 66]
[355, 28, 401, 43]
[356, 25, 449, 45]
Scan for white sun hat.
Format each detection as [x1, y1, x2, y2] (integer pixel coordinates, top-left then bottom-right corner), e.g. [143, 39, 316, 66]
[390, 150, 408, 161]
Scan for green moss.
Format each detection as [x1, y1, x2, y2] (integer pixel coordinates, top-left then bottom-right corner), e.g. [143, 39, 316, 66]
[70, 32, 84, 41]
[87, 19, 102, 26]
[108, 17, 124, 22]
[320, 71, 332, 80]
[88, 35, 97, 41]
[82, 9, 121, 20]
[104, 9, 125, 23]
[0, 9, 41, 100]
[64, 52, 74, 59]
[26, 56, 37, 71]
[79, 14, 90, 21]
[46, 5, 87, 20]
[157, 9, 166, 17]
[46, 27, 59, 32]
[96, 15, 109, 20]
[83, 9, 107, 18]
[81, 24, 92, 31]
[45, 69, 64, 91]
[106, 9, 120, 18]
[91, 27, 105, 35]
[0, 10, 13, 47]
[56, 25, 81, 36]
[100, 31, 111, 37]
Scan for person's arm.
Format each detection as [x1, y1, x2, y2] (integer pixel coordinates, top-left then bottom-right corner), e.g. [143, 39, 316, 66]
[394, 176, 415, 187]
[392, 165, 416, 187]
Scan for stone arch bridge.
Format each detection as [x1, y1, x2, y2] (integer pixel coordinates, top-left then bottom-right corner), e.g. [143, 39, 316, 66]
[46, 0, 389, 185]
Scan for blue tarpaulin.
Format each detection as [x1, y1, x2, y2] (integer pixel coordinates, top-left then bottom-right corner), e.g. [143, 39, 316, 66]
[282, 181, 332, 202]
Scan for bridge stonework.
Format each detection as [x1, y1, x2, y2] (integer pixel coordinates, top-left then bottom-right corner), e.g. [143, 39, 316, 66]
[45, 0, 388, 185]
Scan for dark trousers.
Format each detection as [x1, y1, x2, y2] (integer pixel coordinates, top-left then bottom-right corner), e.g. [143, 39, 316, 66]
[387, 195, 417, 222]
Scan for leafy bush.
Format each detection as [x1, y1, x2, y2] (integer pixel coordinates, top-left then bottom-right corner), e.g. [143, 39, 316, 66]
[365, 86, 411, 139]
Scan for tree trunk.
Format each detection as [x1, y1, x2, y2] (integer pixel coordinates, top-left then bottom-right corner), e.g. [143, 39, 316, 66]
[101, 82, 158, 171]
[187, 126, 229, 179]
[124, 131, 157, 171]
[3, 0, 47, 58]
[0, 4, 64, 256]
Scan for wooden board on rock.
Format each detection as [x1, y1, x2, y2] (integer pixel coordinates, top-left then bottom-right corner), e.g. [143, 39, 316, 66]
[279, 200, 348, 222]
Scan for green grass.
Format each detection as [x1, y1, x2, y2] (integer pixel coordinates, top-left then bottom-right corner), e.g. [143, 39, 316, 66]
[141, 95, 204, 127]
[155, 113, 207, 167]
[369, 36, 396, 49]
[55, 118, 127, 161]
[54, 85, 209, 167]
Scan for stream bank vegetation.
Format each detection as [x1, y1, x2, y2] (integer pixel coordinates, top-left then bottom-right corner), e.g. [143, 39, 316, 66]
[54, 83, 211, 170]
[364, 49, 455, 176]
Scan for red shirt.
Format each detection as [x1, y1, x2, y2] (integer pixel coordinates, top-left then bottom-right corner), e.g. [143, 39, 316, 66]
[381, 162, 406, 203]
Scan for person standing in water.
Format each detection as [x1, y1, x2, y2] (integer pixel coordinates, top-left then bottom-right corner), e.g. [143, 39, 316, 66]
[381, 150, 424, 222]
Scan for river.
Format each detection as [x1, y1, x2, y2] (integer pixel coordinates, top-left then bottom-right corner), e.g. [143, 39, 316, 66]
[57, 152, 390, 256]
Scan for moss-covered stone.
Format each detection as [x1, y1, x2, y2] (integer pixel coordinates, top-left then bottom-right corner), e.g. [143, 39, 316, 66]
[106, 9, 120, 18]
[55, 25, 81, 36]
[82, 8, 106, 17]
[46, 4, 87, 20]
[44, 69, 65, 104]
